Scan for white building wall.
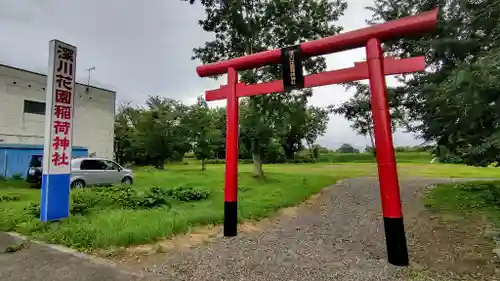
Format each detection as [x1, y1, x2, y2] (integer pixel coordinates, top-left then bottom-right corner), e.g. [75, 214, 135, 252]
[0, 64, 116, 159]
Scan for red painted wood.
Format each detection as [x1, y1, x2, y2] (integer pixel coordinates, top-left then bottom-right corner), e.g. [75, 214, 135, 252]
[205, 56, 424, 101]
[224, 67, 238, 203]
[196, 9, 437, 77]
[366, 38, 403, 219]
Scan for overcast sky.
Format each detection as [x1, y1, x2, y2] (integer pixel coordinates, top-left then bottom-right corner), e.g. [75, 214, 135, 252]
[0, 0, 423, 150]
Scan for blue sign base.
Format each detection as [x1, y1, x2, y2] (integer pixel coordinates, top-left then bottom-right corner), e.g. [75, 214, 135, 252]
[40, 173, 70, 222]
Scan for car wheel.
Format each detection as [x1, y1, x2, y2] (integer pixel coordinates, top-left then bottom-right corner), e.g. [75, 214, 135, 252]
[121, 177, 132, 185]
[71, 180, 85, 189]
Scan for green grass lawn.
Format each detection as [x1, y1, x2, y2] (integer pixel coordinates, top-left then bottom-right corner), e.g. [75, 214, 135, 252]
[315, 151, 433, 163]
[1, 160, 499, 251]
[425, 180, 500, 226]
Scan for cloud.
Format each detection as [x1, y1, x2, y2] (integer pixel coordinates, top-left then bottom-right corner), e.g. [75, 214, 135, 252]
[0, 0, 422, 149]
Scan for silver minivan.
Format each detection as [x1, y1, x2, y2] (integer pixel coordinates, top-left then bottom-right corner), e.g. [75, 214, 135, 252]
[70, 157, 134, 188]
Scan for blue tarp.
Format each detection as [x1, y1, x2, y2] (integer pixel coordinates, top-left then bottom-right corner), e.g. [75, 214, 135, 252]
[0, 143, 88, 179]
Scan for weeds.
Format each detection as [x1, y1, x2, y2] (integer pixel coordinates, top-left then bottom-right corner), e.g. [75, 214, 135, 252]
[171, 185, 210, 202]
[5, 160, 492, 250]
[24, 202, 40, 218]
[425, 181, 500, 225]
[4, 242, 28, 253]
[11, 174, 23, 181]
[0, 194, 20, 202]
[22, 185, 211, 218]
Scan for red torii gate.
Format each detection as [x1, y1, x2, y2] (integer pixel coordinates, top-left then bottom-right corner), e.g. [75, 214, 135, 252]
[196, 9, 438, 266]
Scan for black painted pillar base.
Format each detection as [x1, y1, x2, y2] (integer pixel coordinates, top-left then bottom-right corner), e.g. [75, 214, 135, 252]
[224, 201, 238, 237]
[383, 217, 409, 266]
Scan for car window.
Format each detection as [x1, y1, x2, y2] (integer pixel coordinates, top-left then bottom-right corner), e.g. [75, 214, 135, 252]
[80, 160, 102, 170]
[110, 161, 121, 170]
[29, 155, 43, 168]
[102, 160, 119, 170]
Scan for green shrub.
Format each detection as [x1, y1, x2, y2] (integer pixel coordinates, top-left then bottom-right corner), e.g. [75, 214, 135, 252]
[24, 202, 40, 218]
[11, 174, 23, 180]
[22, 184, 210, 220]
[135, 186, 173, 208]
[481, 184, 500, 207]
[457, 182, 489, 192]
[70, 203, 89, 216]
[23, 201, 89, 218]
[171, 185, 210, 202]
[290, 156, 315, 163]
[104, 185, 137, 208]
[72, 189, 107, 207]
[96, 185, 173, 209]
[0, 194, 20, 202]
[70, 189, 101, 215]
[453, 182, 500, 208]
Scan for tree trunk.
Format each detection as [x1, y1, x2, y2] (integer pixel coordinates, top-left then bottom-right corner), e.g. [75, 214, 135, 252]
[155, 157, 165, 170]
[201, 159, 206, 171]
[368, 130, 376, 157]
[306, 142, 313, 160]
[251, 140, 264, 179]
[282, 143, 295, 161]
[252, 152, 264, 179]
[282, 138, 298, 161]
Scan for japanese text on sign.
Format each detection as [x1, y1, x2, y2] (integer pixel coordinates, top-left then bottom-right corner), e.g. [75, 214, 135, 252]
[51, 45, 75, 167]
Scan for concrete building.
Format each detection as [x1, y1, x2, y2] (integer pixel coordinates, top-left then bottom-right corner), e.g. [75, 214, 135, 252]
[0, 63, 116, 160]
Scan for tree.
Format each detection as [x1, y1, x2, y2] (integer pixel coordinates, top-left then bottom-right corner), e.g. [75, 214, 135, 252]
[211, 106, 228, 159]
[186, 96, 223, 171]
[333, 83, 375, 149]
[333, 82, 406, 154]
[185, 0, 348, 178]
[338, 0, 500, 166]
[336, 143, 359, 153]
[134, 96, 191, 169]
[273, 90, 333, 160]
[364, 145, 374, 153]
[275, 90, 310, 160]
[303, 105, 334, 158]
[114, 102, 141, 165]
[426, 48, 500, 166]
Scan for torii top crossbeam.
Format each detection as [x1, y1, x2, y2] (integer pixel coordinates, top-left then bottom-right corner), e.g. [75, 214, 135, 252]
[196, 9, 438, 77]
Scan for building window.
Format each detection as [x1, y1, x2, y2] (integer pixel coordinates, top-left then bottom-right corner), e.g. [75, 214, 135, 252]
[23, 100, 46, 115]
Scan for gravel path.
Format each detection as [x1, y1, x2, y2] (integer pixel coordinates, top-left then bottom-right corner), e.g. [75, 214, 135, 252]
[133, 177, 495, 281]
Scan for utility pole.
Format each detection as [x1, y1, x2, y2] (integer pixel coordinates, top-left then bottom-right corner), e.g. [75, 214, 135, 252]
[84, 66, 96, 93]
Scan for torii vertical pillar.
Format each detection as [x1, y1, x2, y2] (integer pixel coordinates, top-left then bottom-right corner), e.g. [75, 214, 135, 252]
[366, 38, 408, 265]
[224, 67, 239, 236]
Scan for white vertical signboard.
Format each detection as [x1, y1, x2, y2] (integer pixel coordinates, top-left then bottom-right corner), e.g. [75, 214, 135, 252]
[40, 40, 77, 222]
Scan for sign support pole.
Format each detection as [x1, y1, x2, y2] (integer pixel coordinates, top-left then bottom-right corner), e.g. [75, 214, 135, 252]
[40, 40, 77, 222]
[366, 38, 409, 266]
[224, 67, 239, 236]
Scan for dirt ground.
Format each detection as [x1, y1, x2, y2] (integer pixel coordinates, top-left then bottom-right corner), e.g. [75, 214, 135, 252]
[403, 182, 499, 280]
[104, 177, 499, 281]
[0, 232, 143, 281]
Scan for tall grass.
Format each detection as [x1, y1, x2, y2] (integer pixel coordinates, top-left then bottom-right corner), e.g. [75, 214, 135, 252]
[425, 181, 500, 225]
